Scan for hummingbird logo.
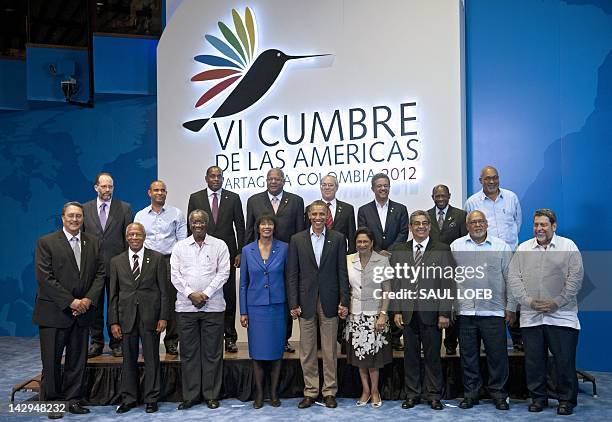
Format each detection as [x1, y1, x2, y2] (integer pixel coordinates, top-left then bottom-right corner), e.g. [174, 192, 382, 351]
[183, 7, 328, 132]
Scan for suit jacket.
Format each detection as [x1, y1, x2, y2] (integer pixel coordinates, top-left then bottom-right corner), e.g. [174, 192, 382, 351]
[389, 239, 455, 326]
[286, 229, 349, 319]
[305, 199, 357, 254]
[187, 188, 245, 257]
[33, 230, 105, 328]
[428, 205, 468, 246]
[246, 190, 305, 244]
[82, 198, 133, 274]
[108, 248, 169, 332]
[239, 239, 288, 315]
[357, 199, 408, 252]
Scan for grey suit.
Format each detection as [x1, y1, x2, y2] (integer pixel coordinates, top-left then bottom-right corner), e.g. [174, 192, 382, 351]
[109, 248, 168, 404]
[82, 198, 133, 348]
[34, 230, 105, 402]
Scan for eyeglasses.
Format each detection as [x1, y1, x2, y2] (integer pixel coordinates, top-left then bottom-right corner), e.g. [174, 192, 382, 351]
[411, 221, 430, 227]
[468, 219, 487, 226]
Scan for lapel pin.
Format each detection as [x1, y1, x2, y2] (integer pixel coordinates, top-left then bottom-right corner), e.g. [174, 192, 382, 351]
[390, 208, 394, 213]
[146, 257, 150, 264]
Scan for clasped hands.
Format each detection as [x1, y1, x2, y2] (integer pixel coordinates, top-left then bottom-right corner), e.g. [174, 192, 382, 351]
[70, 298, 92, 316]
[188, 291, 209, 308]
[289, 305, 348, 319]
[531, 299, 558, 313]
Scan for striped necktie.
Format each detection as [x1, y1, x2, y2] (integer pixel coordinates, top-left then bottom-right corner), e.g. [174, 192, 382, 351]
[132, 254, 140, 280]
[414, 243, 423, 266]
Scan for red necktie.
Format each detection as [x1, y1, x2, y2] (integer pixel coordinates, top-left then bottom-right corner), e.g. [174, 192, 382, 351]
[212, 192, 219, 223]
[326, 202, 334, 230]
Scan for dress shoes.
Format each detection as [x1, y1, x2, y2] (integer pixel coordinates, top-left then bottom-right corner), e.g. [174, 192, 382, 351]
[87, 344, 103, 358]
[430, 400, 444, 410]
[165, 344, 179, 355]
[284, 342, 296, 353]
[206, 399, 220, 409]
[177, 400, 200, 410]
[47, 411, 64, 419]
[493, 398, 509, 410]
[458, 398, 479, 409]
[270, 398, 281, 407]
[225, 341, 238, 353]
[557, 402, 574, 415]
[145, 403, 158, 413]
[324, 395, 337, 408]
[111, 345, 123, 357]
[116, 402, 137, 414]
[528, 401, 547, 412]
[253, 398, 263, 409]
[68, 403, 90, 414]
[401, 398, 420, 409]
[298, 397, 316, 409]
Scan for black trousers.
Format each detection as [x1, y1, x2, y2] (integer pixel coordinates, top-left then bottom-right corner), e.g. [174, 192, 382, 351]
[223, 261, 238, 343]
[162, 255, 179, 349]
[444, 319, 459, 351]
[90, 276, 121, 349]
[508, 307, 522, 345]
[458, 315, 508, 399]
[177, 312, 224, 402]
[120, 309, 161, 404]
[522, 325, 579, 406]
[39, 322, 89, 403]
[402, 312, 443, 400]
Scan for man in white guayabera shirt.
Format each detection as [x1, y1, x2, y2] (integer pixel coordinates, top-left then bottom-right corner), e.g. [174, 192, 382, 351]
[508, 208, 583, 416]
[171, 209, 230, 411]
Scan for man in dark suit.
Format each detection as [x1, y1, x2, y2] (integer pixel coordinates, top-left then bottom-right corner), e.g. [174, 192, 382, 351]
[391, 210, 454, 411]
[82, 172, 133, 357]
[427, 184, 467, 355]
[287, 200, 350, 409]
[357, 172, 408, 350]
[109, 223, 168, 414]
[187, 166, 245, 353]
[34, 202, 105, 419]
[357, 173, 409, 255]
[246, 167, 305, 352]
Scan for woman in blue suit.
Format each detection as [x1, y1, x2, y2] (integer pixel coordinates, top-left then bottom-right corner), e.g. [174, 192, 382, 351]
[240, 214, 288, 409]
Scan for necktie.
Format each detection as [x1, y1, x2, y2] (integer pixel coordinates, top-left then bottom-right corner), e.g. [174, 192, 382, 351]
[212, 192, 219, 223]
[271, 196, 279, 214]
[414, 244, 423, 267]
[132, 254, 140, 280]
[71, 236, 81, 271]
[325, 202, 334, 230]
[99, 203, 107, 230]
[438, 210, 445, 230]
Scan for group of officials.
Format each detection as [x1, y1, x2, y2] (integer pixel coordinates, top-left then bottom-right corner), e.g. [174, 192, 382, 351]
[33, 165, 583, 417]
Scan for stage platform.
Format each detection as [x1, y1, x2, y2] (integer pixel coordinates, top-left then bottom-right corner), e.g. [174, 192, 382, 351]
[13, 341, 531, 405]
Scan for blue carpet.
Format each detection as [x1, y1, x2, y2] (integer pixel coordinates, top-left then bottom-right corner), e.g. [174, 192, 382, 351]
[1, 337, 610, 420]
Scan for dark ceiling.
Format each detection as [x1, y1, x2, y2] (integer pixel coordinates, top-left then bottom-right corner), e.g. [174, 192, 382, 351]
[0, 0, 161, 58]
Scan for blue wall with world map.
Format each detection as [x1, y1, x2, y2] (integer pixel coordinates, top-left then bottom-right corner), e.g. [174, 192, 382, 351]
[1, 0, 611, 370]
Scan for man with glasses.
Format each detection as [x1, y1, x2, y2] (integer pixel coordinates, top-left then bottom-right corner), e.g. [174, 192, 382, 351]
[450, 211, 515, 411]
[391, 211, 454, 411]
[245, 168, 305, 352]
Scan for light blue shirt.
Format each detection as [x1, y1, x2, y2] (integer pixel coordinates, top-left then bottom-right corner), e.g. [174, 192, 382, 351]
[310, 227, 326, 267]
[464, 188, 522, 250]
[450, 234, 516, 316]
[134, 205, 187, 255]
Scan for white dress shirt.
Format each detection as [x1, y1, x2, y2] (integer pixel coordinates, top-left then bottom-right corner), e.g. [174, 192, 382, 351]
[376, 200, 389, 231]
[207, 188, 223, 210]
